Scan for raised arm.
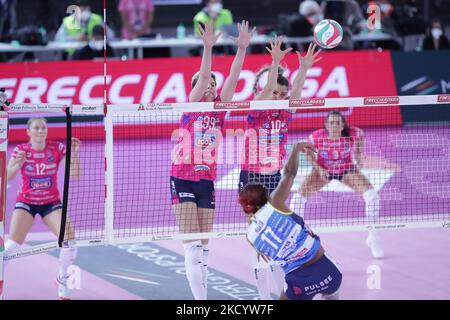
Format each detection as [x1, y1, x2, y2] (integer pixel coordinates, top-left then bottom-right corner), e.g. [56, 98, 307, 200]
[256, 36, 292, 100]
[290, 43, 322, 100]
[220, 20, 255, 102]
[189, 22, 221, 102]
[270, 142, 311, 211]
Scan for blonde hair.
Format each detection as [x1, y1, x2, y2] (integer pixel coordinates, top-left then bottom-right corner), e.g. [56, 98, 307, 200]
[191, 71, 217, 88]
[27, 117, 47, 129]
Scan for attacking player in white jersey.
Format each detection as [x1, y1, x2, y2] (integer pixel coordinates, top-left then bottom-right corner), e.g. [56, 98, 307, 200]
[238, 142, 342, 300]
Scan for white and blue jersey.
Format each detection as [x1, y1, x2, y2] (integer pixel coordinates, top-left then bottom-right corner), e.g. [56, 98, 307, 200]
[246, 202, 321, 274]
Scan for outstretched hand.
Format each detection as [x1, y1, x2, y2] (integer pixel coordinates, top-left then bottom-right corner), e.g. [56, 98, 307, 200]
[198, 22, 221, 49]
[230, 20, 256, 49]
[297, 42, 322, 70]
[266, 36, 293, 63]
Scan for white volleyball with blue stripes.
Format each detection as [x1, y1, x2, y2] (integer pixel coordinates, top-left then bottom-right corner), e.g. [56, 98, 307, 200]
[313, 19, 343, 49]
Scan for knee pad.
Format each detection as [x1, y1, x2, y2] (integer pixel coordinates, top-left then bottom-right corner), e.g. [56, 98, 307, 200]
[184, 240, 203, 267]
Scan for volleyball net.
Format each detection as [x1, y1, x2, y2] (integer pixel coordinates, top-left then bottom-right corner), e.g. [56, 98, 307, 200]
[1, 95, 450, 262]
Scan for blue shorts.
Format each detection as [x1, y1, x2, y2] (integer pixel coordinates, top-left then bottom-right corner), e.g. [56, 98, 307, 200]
[239, 170, 281, 195]
[327, 167, 357, 181]
[14, 201, 62, 219]
[284, 253, 342, 300]
[170, 177, 215, 209]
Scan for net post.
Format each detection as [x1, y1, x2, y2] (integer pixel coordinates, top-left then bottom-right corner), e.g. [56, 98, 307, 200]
[0, 110, 9, 300]
[104, 107, 115, 245]
[58, 106, 71, 247]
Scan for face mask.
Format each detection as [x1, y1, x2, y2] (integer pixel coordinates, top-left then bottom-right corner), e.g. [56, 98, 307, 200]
[380, 3, 390, 14]
[431, 28, 443, 39]
[307, 13, 323, 25]
[89, 40, 104, 51]
[209, 3, 223, 14]
[80, 10, 91, 21]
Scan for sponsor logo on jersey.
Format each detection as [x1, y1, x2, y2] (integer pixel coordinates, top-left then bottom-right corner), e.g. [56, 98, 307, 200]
[81, 106, 98, 112]
[25, 164, 34, 172]
[293, 286, 303, 296]
[319, 150, 329, 159]
[34, 153, 45, 159]
[179, 192, 195, 198]
[194, 165, 210, 172]
[30, 177, 52, 189]
[254, 220, 264, 233]
[47, 156, 54, 163]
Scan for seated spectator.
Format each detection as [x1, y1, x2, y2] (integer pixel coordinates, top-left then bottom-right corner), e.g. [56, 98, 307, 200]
[422, 18, 450, 51]
[193, 0, 233, 35]
[287, 0, 322, 37]
[277, 1, 321, 52]
[322, 0, 365, 50]
[118, 0, 155, 40]
[0, 0, 17, 42]
[55, 0, 114, 58]
[72, 25, 114, 60]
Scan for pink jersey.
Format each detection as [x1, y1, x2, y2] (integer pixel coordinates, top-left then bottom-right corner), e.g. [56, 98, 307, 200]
[241, 110, 293, 174]
[170, 97, 226, 181]
[12, 141, 66, 205]
[308, 127, 362, 174]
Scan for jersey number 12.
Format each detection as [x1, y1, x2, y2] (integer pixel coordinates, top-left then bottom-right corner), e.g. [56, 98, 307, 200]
[35, 163, 45, 175]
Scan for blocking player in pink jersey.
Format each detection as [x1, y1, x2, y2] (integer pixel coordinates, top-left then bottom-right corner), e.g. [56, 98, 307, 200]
[170, 21, 255, 300]
[295, 111, 383, 259]
[239, 41, 322, 299]
[4, 117, 82, 299]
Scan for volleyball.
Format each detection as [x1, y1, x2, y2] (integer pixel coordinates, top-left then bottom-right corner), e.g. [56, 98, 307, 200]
[313, 19, 343, 49]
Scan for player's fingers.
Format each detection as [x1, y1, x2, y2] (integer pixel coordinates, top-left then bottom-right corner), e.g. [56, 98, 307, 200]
[313, 48, 322, 57]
